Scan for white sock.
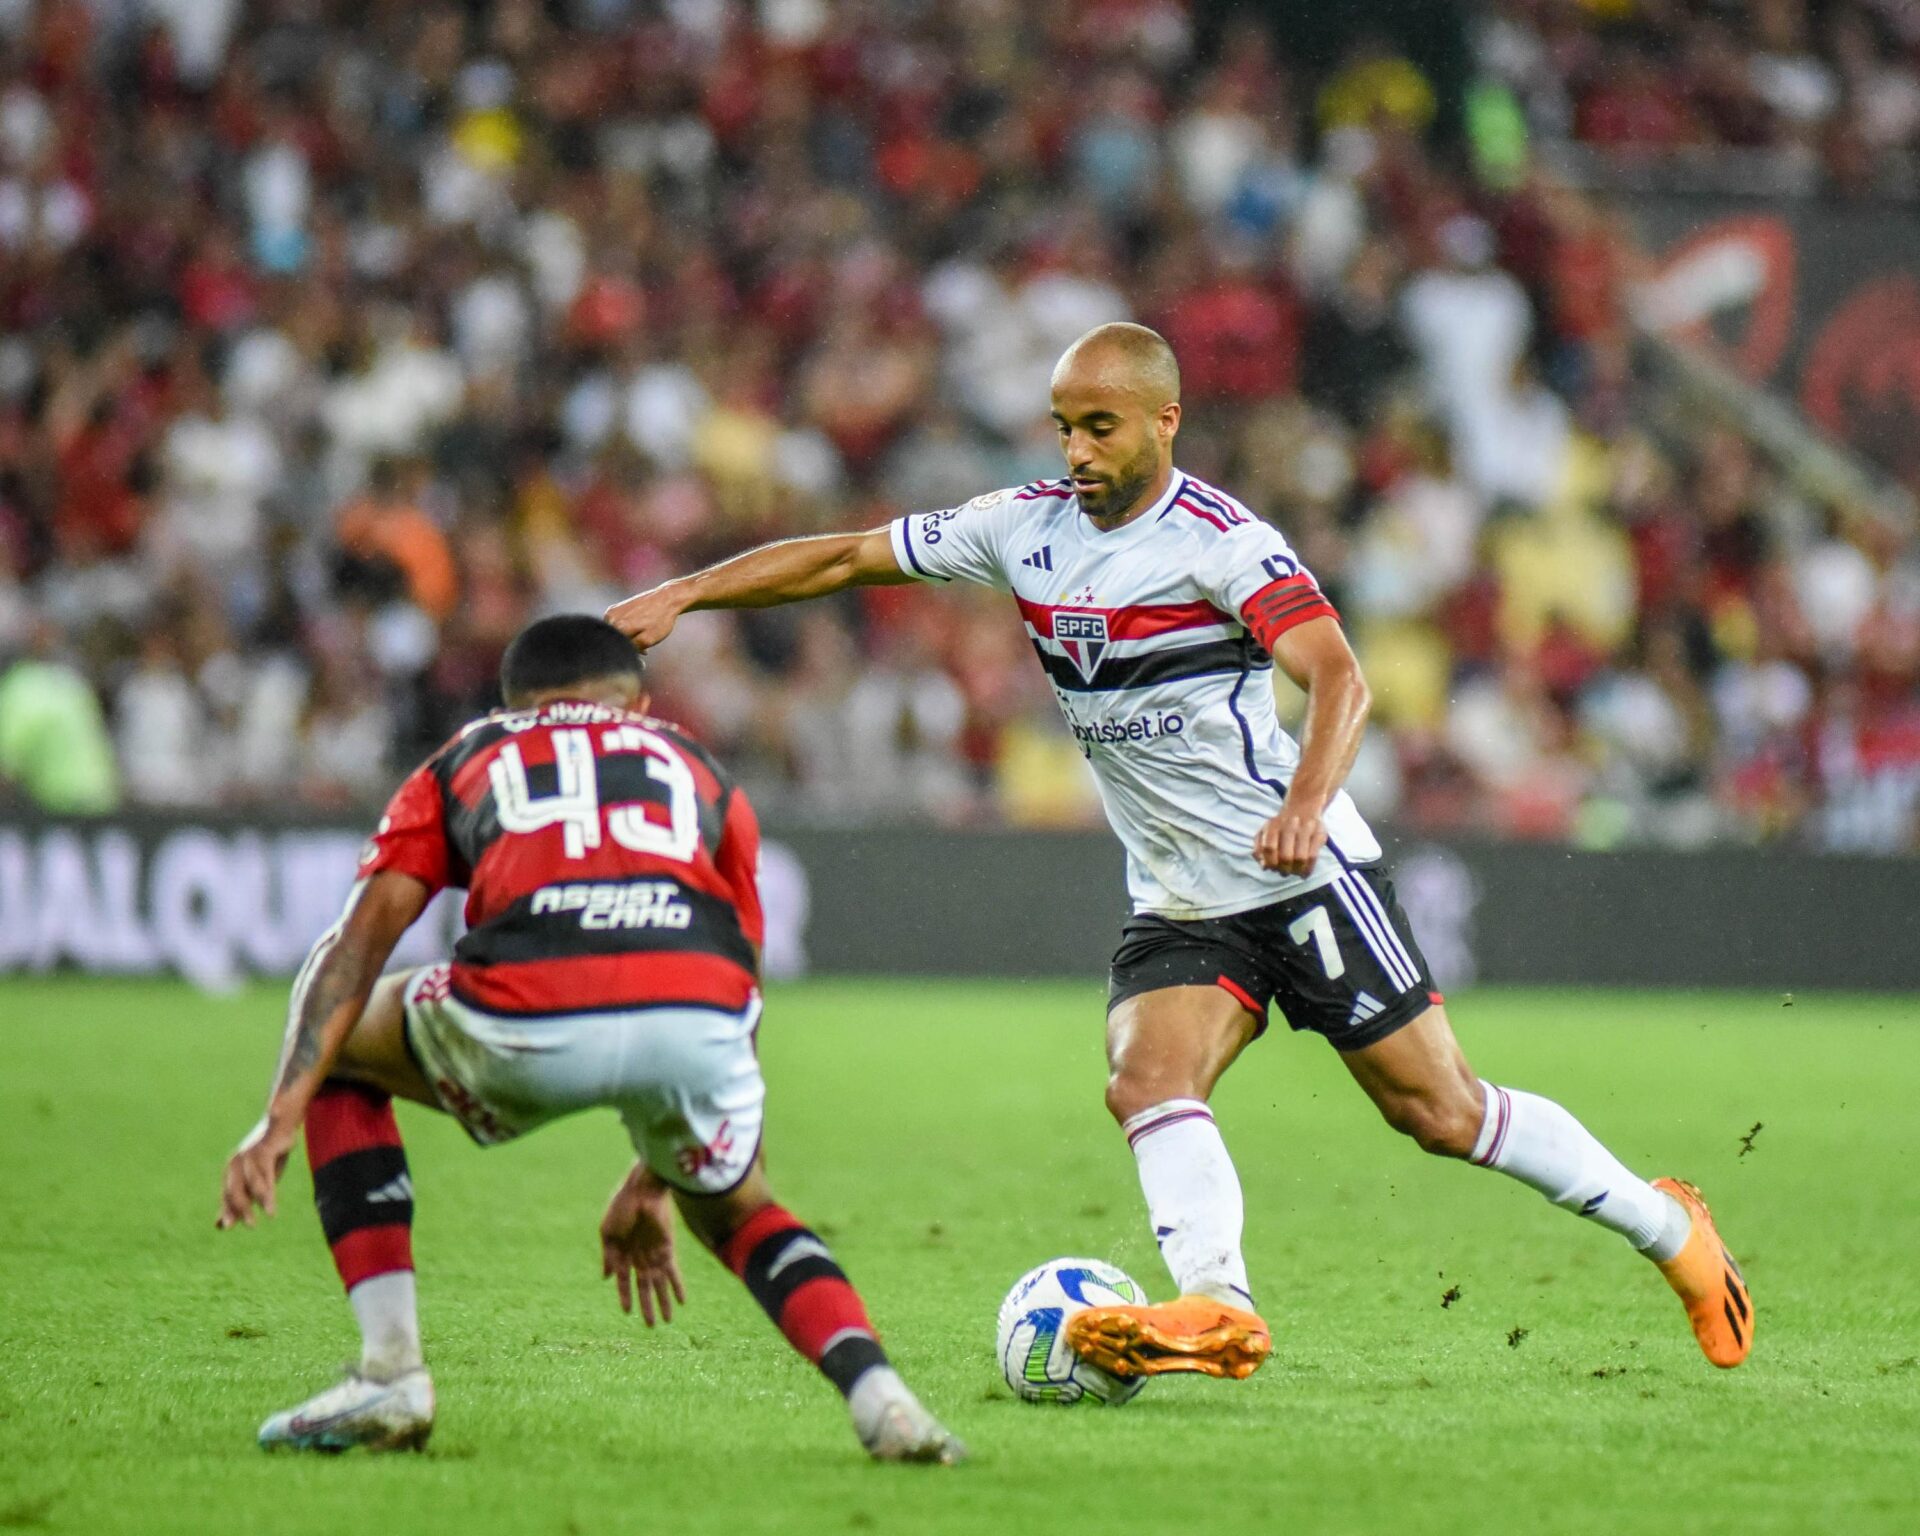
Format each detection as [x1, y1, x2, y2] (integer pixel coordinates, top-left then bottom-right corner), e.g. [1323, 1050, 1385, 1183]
[1123, 1100, 1254, 1307]
[846, 1365, 910, 1425]
[350, 1270, 423, 1378]
[1472, 1082, 1691, 1262]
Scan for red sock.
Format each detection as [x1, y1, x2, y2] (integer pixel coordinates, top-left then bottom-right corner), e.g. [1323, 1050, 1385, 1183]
[720, 1204, 888, 1396]
[306, 1081, 414, 1290]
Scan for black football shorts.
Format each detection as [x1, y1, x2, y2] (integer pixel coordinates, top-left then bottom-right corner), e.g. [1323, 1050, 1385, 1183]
[1108, 864, 1440, 1052]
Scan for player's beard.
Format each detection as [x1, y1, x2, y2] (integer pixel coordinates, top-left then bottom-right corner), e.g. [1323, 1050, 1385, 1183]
[1075, 441, 1159, 524]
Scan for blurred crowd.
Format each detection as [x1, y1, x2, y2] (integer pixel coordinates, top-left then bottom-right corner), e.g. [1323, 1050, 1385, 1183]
[1479, 0, 1920, 186]
[0, 0, 1916, 853]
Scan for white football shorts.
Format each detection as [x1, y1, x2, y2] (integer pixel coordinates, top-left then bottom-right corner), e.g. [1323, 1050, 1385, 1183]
[400, 964, 765, 1194]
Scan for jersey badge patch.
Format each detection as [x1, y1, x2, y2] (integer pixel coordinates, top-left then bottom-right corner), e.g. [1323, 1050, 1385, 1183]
[1054, 610, 1110, 682]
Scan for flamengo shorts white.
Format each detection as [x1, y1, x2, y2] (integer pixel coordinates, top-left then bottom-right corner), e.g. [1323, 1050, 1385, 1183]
[400, 965, 765, 1194]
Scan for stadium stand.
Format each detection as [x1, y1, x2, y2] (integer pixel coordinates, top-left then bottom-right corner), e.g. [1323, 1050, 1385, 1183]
[0, 0, 1914, 852]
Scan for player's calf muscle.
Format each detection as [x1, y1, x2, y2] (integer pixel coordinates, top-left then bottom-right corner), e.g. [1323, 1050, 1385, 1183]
[1344, 1005, 1484, 1157]
[1373, 1087, 1483, 1157]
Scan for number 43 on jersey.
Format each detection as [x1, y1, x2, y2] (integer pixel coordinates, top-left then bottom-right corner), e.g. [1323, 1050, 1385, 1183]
[489, 725, 699, 863]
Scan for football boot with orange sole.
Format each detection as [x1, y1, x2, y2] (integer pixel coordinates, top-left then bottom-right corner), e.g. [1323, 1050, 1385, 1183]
[1063, 1294, 1272, 1381]
[1651, 1177, 1754, 1367]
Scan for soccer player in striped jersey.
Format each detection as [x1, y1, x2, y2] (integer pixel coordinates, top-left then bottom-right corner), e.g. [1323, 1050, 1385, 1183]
[216, 615, 963, 1462]
[606, 324, 1753, 1380]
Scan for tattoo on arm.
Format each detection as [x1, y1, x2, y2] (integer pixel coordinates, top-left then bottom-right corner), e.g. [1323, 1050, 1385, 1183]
[265, 919, 376, 1114]
[257, 872, 426, 1128]
[279, 962, 358, 1088]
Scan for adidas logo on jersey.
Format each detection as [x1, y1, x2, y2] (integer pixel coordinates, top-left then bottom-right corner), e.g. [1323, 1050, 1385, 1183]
[1022, 546, 1054, 571]
[1346, 992, 1384, 1028]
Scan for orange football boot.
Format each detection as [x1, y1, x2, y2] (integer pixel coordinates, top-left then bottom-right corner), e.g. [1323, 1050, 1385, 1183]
[1651, 1178, 1754, 1368]
[1063, 1295, 1272, 1380]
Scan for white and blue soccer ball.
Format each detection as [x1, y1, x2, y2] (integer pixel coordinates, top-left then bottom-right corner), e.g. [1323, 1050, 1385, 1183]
[996, 1257, 1148, 1405]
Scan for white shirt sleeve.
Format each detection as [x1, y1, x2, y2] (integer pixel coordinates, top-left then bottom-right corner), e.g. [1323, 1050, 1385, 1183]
[888, 487, 1021, 592]
[1194, 517, 1315, 615]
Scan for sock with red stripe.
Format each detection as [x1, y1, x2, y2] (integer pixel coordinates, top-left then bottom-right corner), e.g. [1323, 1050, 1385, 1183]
[1123, 1099, 1254, 1309]
[307, 1080, 422, 1378]
[719, 1205, 889, 1396]
[1472, 1081, 1691, 1262]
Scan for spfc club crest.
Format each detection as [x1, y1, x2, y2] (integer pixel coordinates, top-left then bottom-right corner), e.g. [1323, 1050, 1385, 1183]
[1054, 610, 1109, 682]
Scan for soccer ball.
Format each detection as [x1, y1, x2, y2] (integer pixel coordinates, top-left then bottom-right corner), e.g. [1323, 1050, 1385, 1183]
[995, 1257, 1148, 1405]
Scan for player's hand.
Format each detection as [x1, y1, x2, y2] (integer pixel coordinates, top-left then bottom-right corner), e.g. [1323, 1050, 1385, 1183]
[217, 1115, 297, 1230]
[604, 582, 688, 652]
[1254, 802, 1327, 877]
[600, 1164, 687, 1326]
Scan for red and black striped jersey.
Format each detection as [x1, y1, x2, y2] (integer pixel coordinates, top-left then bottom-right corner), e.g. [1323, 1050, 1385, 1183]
[359, 700, 763, 1017]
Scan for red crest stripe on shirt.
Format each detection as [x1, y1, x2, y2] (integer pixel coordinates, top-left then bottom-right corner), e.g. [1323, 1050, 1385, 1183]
[1014, 594, 1233, 641]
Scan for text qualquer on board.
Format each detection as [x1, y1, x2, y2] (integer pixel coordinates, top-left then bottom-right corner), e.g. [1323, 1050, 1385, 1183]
[0, 823, 810, 992]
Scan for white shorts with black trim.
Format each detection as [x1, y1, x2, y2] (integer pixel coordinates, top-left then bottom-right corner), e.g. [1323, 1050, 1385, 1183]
[401, 965, 765, 1193]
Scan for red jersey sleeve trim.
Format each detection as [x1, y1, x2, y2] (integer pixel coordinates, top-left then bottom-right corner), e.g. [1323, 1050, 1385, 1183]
[358, 765, 452, 894]
[1241, 575, 1338, 651]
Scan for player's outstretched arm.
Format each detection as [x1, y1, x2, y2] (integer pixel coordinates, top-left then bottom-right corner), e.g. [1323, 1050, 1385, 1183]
[217, 871, 429, 1229]
[605, 526, 911, 649]
[1257, 617, 1372, 876]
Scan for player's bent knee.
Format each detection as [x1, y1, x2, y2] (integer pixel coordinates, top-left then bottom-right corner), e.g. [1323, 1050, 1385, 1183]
[1104, 1068, 1179, 1126]
[675, 1161, 774, 1253]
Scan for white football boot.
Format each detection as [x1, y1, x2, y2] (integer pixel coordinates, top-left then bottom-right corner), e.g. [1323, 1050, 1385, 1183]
[847, 1368, 966, 1465]
[257, 1367, 435, 1452]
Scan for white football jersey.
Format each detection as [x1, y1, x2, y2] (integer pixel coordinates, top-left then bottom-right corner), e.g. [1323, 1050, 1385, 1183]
[890, 470, 1382, 920]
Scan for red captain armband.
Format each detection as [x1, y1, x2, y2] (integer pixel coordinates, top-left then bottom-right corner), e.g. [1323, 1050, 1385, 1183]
[1241, 575, 1338, 651]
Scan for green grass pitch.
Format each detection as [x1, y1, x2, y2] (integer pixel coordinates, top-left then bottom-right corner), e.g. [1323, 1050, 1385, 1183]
[2, 977, 1917, 1535]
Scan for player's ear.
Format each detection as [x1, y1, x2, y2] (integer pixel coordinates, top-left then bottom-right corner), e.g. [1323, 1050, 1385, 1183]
[1159, 401, 1181, 442]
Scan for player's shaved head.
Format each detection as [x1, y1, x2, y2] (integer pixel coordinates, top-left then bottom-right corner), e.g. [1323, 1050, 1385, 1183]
[1051, 323, 1181, 408]
[501, 614, 646, 709]
[1050, 324, 1182, 526]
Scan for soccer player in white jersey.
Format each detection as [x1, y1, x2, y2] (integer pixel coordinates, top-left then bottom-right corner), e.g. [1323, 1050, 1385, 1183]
[606, 323, 1754, 1379]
